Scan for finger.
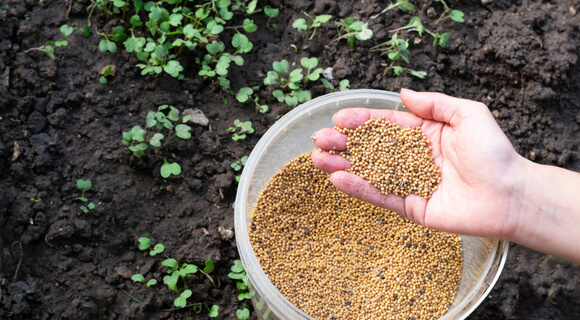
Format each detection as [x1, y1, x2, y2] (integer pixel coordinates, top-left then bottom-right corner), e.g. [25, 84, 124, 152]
[332, 107, 424, 130]
[311, 149, 350, 173]
[329, 171, 429, 225]
[400, 88, 486, 126]
[329, 171, 406, 215]
[311, 128, 348, 151]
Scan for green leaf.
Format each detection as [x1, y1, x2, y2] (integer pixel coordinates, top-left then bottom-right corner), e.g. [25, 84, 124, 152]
[162, 258, 179, 272]
[87, 202, 95, 210]
[204, 260, 215, 273]
[206, 20, 224, 35]
[292, 18, 307, 33]
[129, 143, 147, 158]
[130, 126, 146, 141]
[397, 0, 415, 11]
[246, 0, 257, 14]
[131, 274, 145, 282]
[236, 308, 250, 320]
[264, 71, 279, 86]
[77, 179, 92, 191]
[206, 41, 224, 55]
[180, 264, 198, 277]
[288, 68, 303, 83]
[450, 10, 465, 23]
[300, 57, 318, 69]
[80, 206, 89, 213]
[146, 279, 157, 287]
[285, 95, 299, 107]
[208, 305, 219, 317]
[272, 89, 284, 102]
[264, 6, 279, 18]
[130, 14, 143, 26]
[231, 259, 245, 273]
[76, 197, 88, 202]
[273, 60, 289, 74]
[138, 237, 150, 251]
[236, 87, 253, 103]
[236, 281, 247, 290]
[308, 68, 323, 81]
[220, 7, 233, 20]
[163, 60, 183, 78]
[160, 160, 181, 178]
[408, 69, 427, 79]
[439, 32, 450, 48]
[112, 26, 127, 42]
[149, 133, 163, 147]
[80, 25, 90, 37]
[393, 66, 403, 75]
[152, 243, 165, 255]
[44, 44, 55, 60]
[163, 272, 179, 292]
[258, 105, 268, 113]
[60, 24, 73, 37]
[387, 51, 400, 61]
[174, 290, 191, 308]
[168, 13, 183, 26]
[175, 124, 192, 139]
[242, 19, 257, 33]
[312, 14, 332, 27]
[112, 0, 126, 8]
[238, 292, 251, 300]
[339, 79, 350, 91]
[232, 33, 252, 53]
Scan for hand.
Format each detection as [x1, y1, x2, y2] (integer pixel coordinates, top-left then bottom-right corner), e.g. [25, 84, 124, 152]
[311, 89, 528, 239]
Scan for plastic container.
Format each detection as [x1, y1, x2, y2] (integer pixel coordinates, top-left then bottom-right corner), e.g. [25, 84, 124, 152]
[234, 89, 508, 320]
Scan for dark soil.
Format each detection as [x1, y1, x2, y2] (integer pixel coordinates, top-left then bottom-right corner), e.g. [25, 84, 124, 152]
[1, 0, 579, 319]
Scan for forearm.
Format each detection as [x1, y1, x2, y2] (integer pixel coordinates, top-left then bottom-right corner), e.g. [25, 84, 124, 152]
[510, 158, 580, 264]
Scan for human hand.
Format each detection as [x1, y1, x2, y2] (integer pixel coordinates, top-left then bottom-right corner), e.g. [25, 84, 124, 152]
[311, 89, 528, 239]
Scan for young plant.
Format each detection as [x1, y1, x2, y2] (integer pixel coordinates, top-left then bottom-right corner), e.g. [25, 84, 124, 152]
[229, 260, 251, 319]
[331, 18, 373, 47]
[300, 57, 324, 84]
[122, 105, 194, 177]
[292, 13, 333, 40]
[434, 0, 465, 23]
[74, 179, 96, 213]
[388, 16, 424, 36]
[369, 33, 427, 78]
[320, 78, 351, 92]
[99, 65, 115, 84]
[263, 59, 311, 107]
[228, 120, 254, 141]
[97, 25, 127, 53]
[264, 6, 279, 29]
[137, 237, 165, 256]
[198, 35, 252, 89]
[131, 274, 158, 287]
[370, 0, 414, 19]
[236, 87, 268, 113]
[231, 155, 248, 182]
[25, 24, 73, 60]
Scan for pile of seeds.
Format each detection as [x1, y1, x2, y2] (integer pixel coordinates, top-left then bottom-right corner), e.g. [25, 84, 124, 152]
[333, 118, 440, 198]
[250, 152, 462, 320]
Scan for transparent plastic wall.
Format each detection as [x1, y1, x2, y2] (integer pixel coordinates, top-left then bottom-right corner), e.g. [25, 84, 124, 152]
[235, 90, 508, 320]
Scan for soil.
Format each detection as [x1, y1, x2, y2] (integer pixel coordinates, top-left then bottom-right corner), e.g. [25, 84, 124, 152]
[0, 0, 579, 319]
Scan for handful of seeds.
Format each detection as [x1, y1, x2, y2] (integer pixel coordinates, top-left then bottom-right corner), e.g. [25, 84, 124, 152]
[333, 118, 440, 199]
[250, 152, 462, 320]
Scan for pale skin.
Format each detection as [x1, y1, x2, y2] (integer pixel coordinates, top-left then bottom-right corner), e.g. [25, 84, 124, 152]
[311, 89, 580, 264]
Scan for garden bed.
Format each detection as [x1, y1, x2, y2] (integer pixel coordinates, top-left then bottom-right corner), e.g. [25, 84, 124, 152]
[1, 0, 579, 319]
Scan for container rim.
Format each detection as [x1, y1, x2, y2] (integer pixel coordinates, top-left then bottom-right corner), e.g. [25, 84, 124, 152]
[234, 89, 509, 319]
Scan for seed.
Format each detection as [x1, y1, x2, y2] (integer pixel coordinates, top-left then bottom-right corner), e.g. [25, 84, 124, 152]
[336, 118, 440, 199]
[249, 152, 463, 320]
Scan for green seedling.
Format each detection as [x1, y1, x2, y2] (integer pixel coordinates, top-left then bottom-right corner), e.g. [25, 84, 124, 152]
[230, 0, 258, 14]
[369, 33, 426, 78]
[371, 0, 414, 19]
[229, 260, 252, 318]
[236, 87, 268, 113]
[30, 197, 42, 203]
[198, 36, 251, 89]
[97, 25, 127, 53]
[99, 65, 115, 84]
[321, 78, 350, 92]
[434, 0, 465, 23]
[122, 105, 193, 177]
[264, 6, 279, 28]
[228, 120, 254, 141]
[226, 18, 257, 33]
[263, 59, 312, 107]
[74, 179, 96, 213]
[331, 18, 373, 47]
[231, 155, 248, 182]
[137, 237, 165, 256]
[25, 24, 73, 60]
[292, 13, 333, 40]
[131, 274, 158, 287]
[203, 260, 215, 274]
[300, 57, 324, 83]
[389, 16, 424, 36]
[428, 31, 451, 48]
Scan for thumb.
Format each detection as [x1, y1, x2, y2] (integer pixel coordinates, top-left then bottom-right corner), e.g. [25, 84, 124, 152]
[400, 89, 484, 126]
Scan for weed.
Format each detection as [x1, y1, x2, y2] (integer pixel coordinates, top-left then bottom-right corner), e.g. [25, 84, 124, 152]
[292, 13, 333, 40]
[122, 104, 193, 178]
[75, 179, 96, 213]
[331, 18, 373, 46]
[371, 0, 414, 19]
[231, 155, 248, 182]
[228, 120, 254, 141]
